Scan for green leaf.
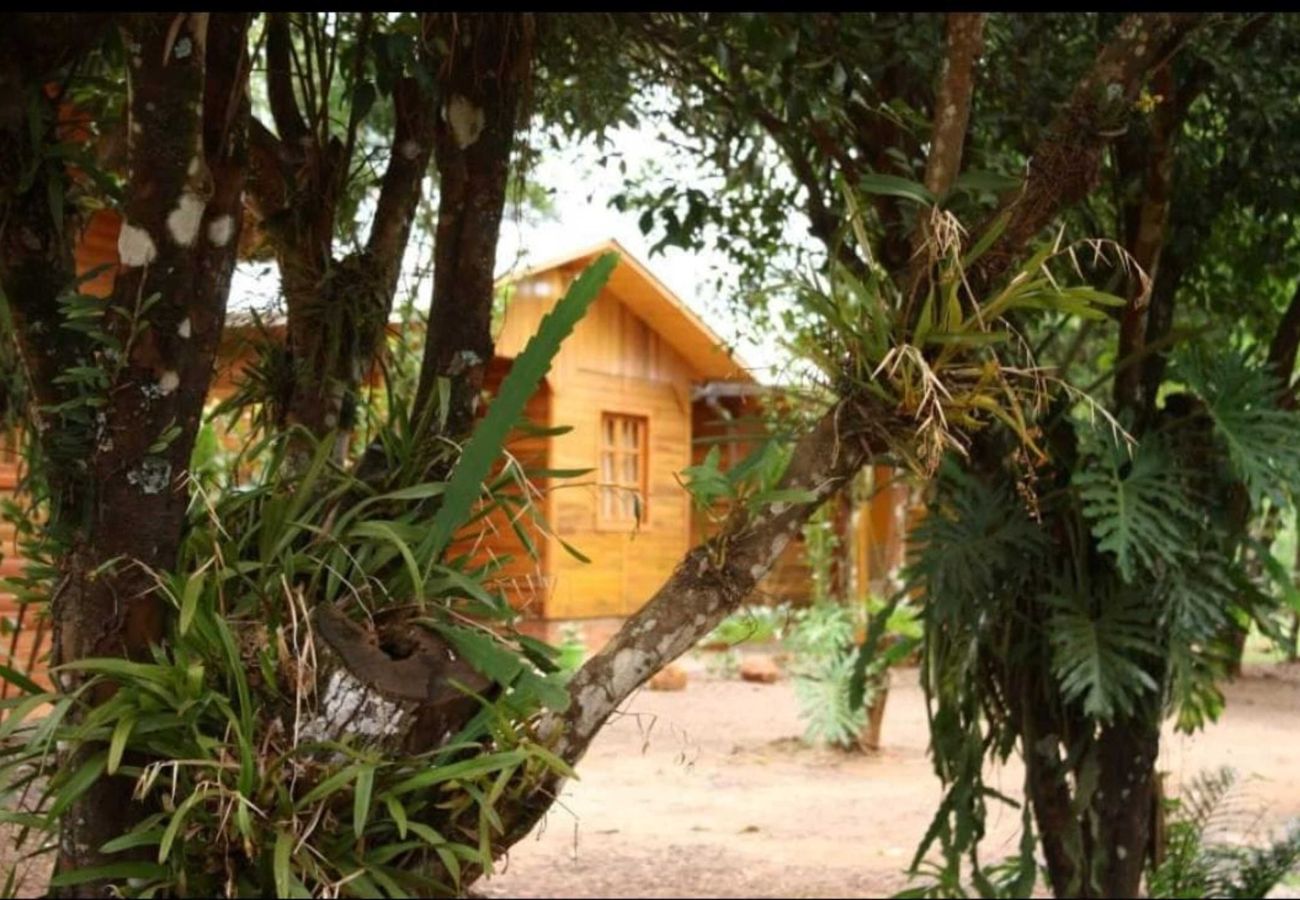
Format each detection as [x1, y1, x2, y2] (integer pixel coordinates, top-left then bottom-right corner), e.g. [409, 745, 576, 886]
[178, 570, 204, 637]
[107, 714, 135, 775]
[274, 828, 294, 899]
[0, 692, 57, 741]
[422, 253, 616, 564]
[1177, 347, 1300, 507]
[1044, 586, 1160, 721]
[159, 788, 207, 863]
[354, 766, 375, 840]
[49, 750, 107, 818]
[49, 862, 168, 888]
[384, 794, 409, 839]
[426, 623, 523, 686]
[1074, 431, 1198, 582]
[351, 81, 378, 123]
[387, 749, 527, 796]
[948, 170, 1022, 198]
[855, 172, 935, 206]
[351, 520, 424, 599]
[100, 826, 166, 854]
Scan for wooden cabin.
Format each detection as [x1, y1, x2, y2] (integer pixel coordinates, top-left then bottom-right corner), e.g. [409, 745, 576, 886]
[480, 241, 775, 625]
[1, 222, 917, 677]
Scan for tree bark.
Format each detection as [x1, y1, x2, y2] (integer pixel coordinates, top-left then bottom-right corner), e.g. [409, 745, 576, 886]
[1093, 717, 1161, 898]
[44, 14, 251, 893]
[245, 13, 437, 458]
[921, 14, 985, 200]
[973, 14, 1199, 296]
[1114, 64, 1176, 418]
[486, 400, 895, 866]
[0, 16, 114, 530]
[908, 13, 985, 293]
[413, 14, 536, 439]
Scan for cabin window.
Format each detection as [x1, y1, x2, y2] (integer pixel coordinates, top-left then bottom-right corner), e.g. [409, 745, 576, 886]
[598, 413, 647, 526]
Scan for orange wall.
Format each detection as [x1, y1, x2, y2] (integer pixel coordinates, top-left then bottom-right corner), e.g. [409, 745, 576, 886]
[496, 268, 704, 619]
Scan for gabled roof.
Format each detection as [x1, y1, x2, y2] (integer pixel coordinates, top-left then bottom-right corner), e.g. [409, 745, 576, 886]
[499, 238, 757, 385]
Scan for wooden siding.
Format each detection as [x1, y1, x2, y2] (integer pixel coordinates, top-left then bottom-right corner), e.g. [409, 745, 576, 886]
[0, 437, 50, 694]
[545, 369, 693, 619]
[498, 267, 701, 390]
[494, 267, 706, 619]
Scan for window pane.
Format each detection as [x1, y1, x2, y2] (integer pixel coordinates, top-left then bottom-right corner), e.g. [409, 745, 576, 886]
[599, 413, 647, 521]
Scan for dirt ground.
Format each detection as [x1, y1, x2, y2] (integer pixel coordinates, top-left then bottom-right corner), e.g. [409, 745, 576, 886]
[4, 656, 1299, 897]
[475, 655, 1300, 899]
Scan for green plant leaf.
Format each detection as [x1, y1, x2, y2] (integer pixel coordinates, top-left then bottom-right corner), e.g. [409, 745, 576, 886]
[354, 766, 375, 840]
[422, 253, 616, 564]
[107, 714, 135, 776]
[274, 828, 294, 899]
[48, 862, 168, 888]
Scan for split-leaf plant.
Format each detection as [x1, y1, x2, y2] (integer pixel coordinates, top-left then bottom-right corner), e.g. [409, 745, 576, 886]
[905, 343, 1300, 897]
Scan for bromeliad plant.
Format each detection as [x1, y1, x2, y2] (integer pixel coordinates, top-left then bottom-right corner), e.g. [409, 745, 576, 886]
[0, 256, 618, 897]
[787, 191, 1133, 481]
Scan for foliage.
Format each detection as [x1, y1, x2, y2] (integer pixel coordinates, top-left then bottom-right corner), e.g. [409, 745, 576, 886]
[700, 603, 788, 648]
[786, 601, 866, 748]
[1148, 767, 1300, 899]
[908, 340, 1300, 891]
[0, 256, 616, 896]
[784, 506, 922, 749]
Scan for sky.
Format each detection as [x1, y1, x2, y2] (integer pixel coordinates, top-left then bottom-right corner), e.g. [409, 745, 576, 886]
[228, 121, 796, 385]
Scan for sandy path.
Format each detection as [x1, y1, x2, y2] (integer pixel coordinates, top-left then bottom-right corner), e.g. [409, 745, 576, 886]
[476, 659, 1300, 898]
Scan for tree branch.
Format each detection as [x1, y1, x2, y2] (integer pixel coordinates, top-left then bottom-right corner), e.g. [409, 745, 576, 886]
[363, 76, 435, 290]
[266, 12, 308, 148]
[1114, 64, 1177, 416]
[922, 13, 986, 200]
[413, 13, 536, 437]
[481, 399, 900, 868]
[972, 13, 1202, 296]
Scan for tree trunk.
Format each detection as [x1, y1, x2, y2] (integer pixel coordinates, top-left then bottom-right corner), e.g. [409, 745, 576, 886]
[413, 14, 535, 439]
[1092, 718, 1160, 898]
[0, 18, 114, 533]
[245, 14, 438, 460]
[44, 14, 251, 893]
[1114, 65, 1176, 419]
